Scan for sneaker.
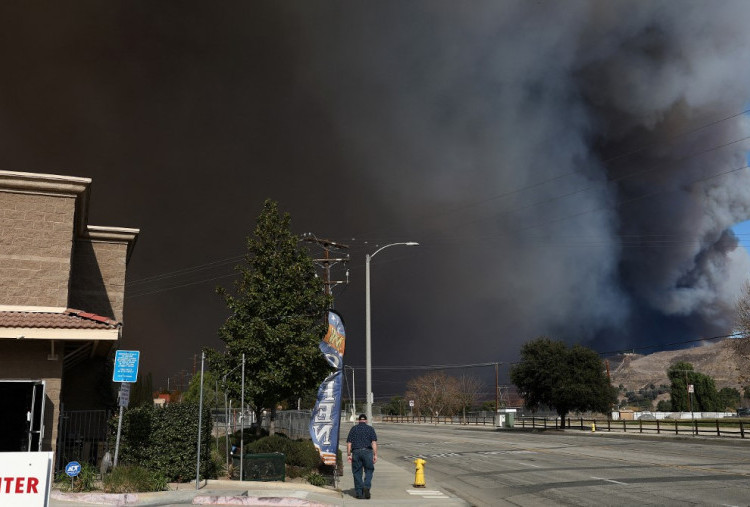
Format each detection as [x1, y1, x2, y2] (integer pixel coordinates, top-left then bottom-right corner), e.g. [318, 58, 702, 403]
[355, 491, 363, 499]
[364, 488, 371, 499]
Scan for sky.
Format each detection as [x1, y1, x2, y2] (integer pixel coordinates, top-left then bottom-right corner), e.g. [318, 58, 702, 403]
[3, 1, 750, 401]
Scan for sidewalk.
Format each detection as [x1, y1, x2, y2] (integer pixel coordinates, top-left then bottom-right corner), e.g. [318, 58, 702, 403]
[335, 443, 468, 506]
[49, 449, 468, 506]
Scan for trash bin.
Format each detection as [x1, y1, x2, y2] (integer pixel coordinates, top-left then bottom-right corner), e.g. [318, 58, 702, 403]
[231, 452, 285, 481]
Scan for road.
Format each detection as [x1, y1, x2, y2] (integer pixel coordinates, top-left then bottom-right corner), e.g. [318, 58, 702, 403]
[371, 422, 750, 506]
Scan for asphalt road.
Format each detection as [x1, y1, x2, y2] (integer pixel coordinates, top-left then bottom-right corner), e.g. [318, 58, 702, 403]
[371, 423, 750, 506]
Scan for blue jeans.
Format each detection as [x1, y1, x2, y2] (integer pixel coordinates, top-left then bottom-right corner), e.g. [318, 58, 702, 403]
[351, 448, 374, 494]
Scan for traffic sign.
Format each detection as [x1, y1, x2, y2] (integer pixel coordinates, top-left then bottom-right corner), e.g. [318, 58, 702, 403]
[65, 461, 81, 477]
[113, 350, 140, 383]
[119, 383, 131, 408]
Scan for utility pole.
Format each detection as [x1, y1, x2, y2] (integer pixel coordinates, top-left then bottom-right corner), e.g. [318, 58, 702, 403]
[301, 233, 350, 301]
[495, 363, 499, 413]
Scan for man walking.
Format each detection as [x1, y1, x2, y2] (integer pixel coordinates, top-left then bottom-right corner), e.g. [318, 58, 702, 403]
[346, 413, 378, 499]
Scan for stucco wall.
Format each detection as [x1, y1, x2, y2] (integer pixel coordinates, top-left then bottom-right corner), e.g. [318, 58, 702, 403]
[69, 240, 129, 321]
[0, 191, 75, 307]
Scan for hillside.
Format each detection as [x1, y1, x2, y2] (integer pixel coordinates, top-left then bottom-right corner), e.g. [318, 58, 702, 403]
[608, 338, 750, 393]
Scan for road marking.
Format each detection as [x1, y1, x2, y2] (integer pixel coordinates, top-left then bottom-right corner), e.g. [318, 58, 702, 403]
[407, 489, 449, 499]
[591, 476, 628, 485]
[403, 449, 536, 460]
[517, 461, 540, 468]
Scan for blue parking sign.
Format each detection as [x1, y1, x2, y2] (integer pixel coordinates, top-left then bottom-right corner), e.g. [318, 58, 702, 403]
[65, 461, 81, 477]
[113, 350, 140, 383]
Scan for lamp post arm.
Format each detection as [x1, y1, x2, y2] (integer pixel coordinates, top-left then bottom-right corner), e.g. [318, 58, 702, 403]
[370, 242, 419, 259]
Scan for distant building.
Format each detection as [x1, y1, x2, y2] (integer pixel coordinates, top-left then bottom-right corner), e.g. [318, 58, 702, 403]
[0, 171, 138, 455]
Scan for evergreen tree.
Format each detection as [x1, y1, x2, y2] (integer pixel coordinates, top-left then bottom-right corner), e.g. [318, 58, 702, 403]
[667, 362, 721, 411]
[212, 200, 330, 434]
[182, 370, 223, 408]
[129, 372, 154, 409]
[510, 337, 616, 428]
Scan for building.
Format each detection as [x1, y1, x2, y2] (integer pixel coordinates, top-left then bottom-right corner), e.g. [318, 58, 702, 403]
[0, 171, 138, 457]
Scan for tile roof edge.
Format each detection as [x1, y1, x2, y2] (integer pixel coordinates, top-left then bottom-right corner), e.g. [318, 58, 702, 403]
[65, 309, 121, 327]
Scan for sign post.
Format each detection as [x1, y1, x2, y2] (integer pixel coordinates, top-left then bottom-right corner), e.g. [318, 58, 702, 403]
[65, 461, 80, 490]
[113, 350, 140, 468]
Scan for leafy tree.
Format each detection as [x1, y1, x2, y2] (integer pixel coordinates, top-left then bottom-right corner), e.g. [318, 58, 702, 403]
[510, 337, 616, 428]
[656, 399, 672, 411]
[212, 200, 331, 434]
[182, 370, 223, 408]
[667, 362, 721, 411]
[384, 396, 406, 416]
[480, 400, 498, 412]
[129, 372, 154, 409]
[718, 387, 740, 410]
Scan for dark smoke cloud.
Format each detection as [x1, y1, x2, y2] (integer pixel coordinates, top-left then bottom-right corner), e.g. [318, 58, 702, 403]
[2, 1, 750, 390]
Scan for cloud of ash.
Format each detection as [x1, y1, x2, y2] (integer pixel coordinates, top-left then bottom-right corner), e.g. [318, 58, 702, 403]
[288, 0, 750, 356]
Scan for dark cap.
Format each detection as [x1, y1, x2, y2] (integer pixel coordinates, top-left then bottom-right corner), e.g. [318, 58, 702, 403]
[358, 413, 367, 421]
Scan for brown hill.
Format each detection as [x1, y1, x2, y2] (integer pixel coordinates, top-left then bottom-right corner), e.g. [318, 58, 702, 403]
[609, 338, 750, 393]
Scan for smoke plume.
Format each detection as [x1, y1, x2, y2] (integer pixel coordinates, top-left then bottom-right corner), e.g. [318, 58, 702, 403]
[2, 1, 750, 382]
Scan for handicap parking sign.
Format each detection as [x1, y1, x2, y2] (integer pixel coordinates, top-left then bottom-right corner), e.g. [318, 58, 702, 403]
[65, 461, 81, 477]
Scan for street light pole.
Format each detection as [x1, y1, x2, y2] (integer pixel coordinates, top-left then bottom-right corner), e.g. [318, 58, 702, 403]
[365, 241, 419, 423]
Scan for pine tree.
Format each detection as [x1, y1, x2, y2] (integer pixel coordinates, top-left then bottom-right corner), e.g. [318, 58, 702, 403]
[212, 200, 330, 434]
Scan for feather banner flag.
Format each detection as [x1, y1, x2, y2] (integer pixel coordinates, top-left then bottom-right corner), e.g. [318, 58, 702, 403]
[310, 310, 346, 465]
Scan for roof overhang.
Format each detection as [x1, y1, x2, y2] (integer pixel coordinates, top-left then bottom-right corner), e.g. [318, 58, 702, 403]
[0, 307, 122, 342]
[0, 327, 120, 341]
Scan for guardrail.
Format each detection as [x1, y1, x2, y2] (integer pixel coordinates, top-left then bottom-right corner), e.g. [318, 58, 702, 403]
[518, 416, 748, 439]
[382, 415, 497, 425]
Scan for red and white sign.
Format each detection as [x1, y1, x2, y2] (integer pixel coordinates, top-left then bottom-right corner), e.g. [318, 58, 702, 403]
[0, 452, 53, 506]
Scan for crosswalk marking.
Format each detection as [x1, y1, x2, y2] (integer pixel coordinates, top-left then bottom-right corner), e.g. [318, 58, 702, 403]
[407, 489, 449, 499]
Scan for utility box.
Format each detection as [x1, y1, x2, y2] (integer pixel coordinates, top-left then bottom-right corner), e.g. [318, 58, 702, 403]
[232, 453, 285, 481]
[497, 409, 517, 428]
[496, 412, 506, 428]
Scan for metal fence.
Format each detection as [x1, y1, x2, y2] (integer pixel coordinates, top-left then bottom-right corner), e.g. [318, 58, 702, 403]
[55, 409, 112, 473]
[262, 410, 312, 440]
[210, 409, 312, 440]
[382, 414, 497, 425]
[518, 416, 748, 438]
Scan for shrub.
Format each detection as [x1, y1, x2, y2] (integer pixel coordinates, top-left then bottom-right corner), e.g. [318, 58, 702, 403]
[103, 466, 168, 493]
[246, 434, 292, 455]
[306, 472, 326, 487]
[285, 439, 321, 469]
[246, 435, 322, 479]
[111, 401, 215, 482]
[54, 462, 97, 492]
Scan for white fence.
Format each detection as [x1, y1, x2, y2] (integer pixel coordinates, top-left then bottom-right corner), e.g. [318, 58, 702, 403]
[612, 411, 736, 421]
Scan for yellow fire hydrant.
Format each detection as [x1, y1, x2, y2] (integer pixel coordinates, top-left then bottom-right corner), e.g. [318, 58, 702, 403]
[413, 458, 426, 488]
[591, 422, 596, 432]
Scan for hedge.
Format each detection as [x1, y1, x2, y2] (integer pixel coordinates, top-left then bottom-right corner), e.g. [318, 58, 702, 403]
[112, 402, 215, 482]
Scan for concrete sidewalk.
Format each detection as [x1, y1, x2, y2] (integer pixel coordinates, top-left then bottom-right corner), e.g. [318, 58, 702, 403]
[335, 444, 468, 506]
[49, 448, 468, 506]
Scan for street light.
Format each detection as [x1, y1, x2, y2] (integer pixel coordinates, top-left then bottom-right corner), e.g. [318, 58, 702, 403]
[365, 241, 419, 422]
